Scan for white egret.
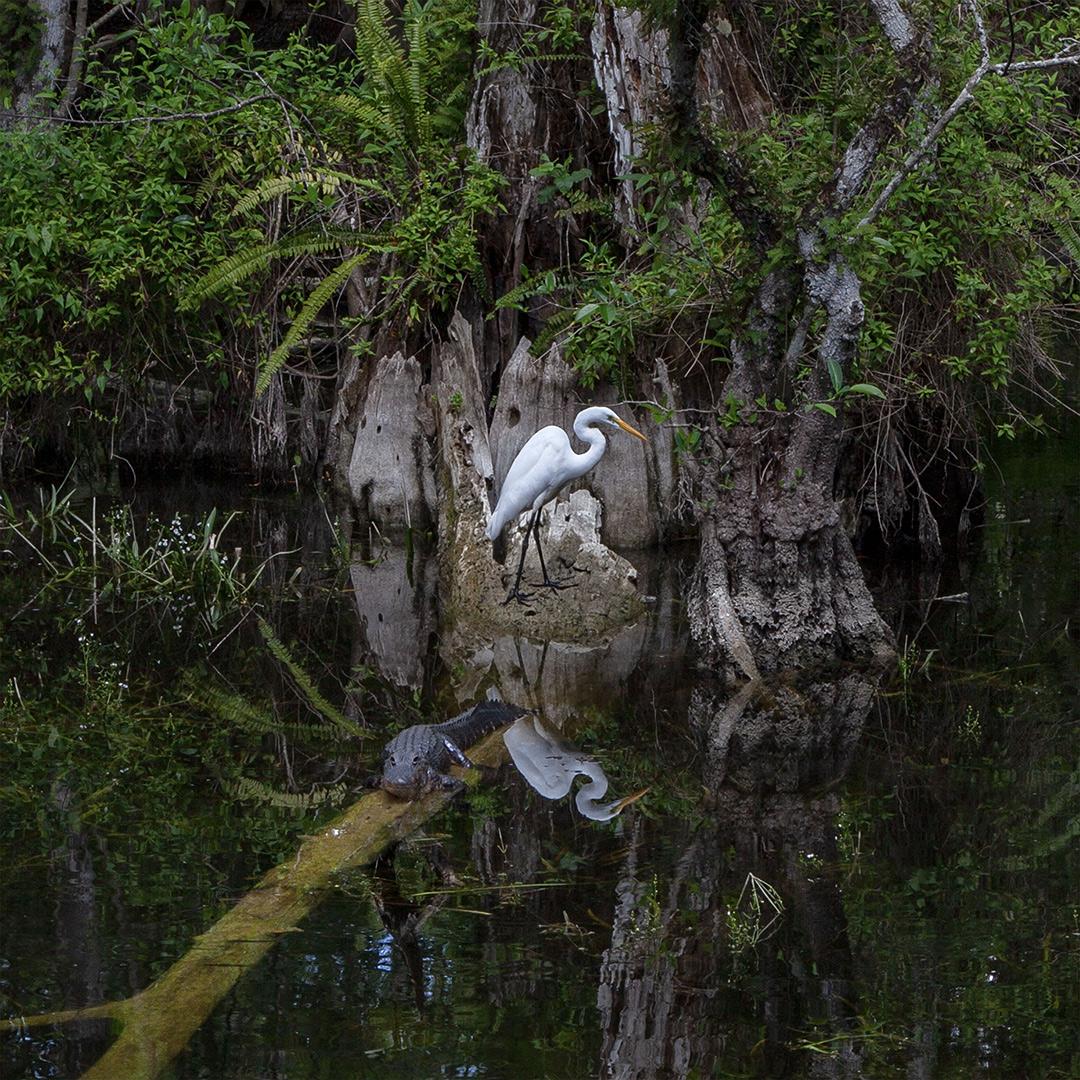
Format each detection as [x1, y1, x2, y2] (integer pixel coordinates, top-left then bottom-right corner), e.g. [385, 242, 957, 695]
[486, 406, 647, 603]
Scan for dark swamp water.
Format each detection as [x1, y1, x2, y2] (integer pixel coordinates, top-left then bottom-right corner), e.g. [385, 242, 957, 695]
[1, 423, 1076, 1080]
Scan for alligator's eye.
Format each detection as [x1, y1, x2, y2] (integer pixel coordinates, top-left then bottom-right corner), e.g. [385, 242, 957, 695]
[413, 754, 420, 763]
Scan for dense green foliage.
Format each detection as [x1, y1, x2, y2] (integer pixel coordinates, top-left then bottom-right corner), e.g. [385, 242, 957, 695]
[0, 0, 1074, 482]
[0, 0, 43, 102]
[185, 0, 501, 391]
[509, 3, 1078, 425]
[0, 5, 355, 404]
[0, 1, 497, 412]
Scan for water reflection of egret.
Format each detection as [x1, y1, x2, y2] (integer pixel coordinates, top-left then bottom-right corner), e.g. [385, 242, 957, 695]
[503, 715, 647, 821]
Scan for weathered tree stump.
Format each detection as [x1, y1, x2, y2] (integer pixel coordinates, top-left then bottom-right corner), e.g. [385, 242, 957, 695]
[347, 350, 435, 535]
[434, 314, 645, 641]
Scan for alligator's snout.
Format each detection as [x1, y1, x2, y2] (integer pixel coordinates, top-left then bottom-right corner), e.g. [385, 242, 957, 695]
[381, 776, 417, 799]
[378, 768, 414, 803]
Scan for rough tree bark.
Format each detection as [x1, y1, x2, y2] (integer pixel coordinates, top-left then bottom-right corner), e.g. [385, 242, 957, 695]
[432, 313, 644, 641]
[466, 0, 583, 381]
[581, 2, 907, 673]
[10, 0, 69, 118]
[347, 350, 435, 535]
[458, 3, 901, 672]
[683, 5, 936, 675]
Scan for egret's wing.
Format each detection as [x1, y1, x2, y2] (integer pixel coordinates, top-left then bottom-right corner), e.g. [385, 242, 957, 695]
[492, 426, 571, 528]
[502, 427, 568, 489]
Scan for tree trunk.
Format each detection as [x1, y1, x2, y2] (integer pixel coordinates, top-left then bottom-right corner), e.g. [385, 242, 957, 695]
[346, 350, 435, 535]
[466, 0, 608, 381]
[11, 0, 70, 118]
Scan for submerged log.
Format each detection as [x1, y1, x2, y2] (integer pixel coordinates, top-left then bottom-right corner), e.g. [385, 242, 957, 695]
[5, 729, 511, 1079]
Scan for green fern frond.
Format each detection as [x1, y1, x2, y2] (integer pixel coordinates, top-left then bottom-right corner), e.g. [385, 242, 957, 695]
[231, 169, 355, 217]
[183, 244, 279, 307]
[194, 147, 245, 208]
[186, 682, 344, 741]
[432, 78, 469, 138]
[406, 10, 430, 146]
[532, 308, 579, 355]
[327, 93, 394, 137]
[219, 774, 349, 809]
[1050, 219, 1080, 268]
[231, 177, 298, 217]
[258, 252, 369, 393]
[495, 269, 577, 312]
[183, 233, 355, 307]
[183, 677, 269, 729]
[354, 0, 399, 81]
[1031, 171, 1080, 268]
[257, 616, 368, 737]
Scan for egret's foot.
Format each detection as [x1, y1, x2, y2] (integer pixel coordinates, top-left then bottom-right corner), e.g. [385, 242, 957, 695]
[529, 576, 577, 591]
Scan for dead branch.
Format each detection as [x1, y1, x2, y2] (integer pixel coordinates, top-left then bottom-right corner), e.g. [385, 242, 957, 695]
[859, 3, 1080, 229]
[1, 94, 279, 129]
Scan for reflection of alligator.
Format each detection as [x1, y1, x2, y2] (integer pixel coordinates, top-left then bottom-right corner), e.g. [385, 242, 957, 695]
[378, 701, 525, 799]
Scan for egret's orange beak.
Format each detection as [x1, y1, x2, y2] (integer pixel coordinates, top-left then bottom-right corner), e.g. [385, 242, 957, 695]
[611, 787, 650, 813]
[615, 417, 647, 442]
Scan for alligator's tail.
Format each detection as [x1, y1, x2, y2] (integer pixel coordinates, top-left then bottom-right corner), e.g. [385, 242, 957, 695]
[440, 700, 527, 745]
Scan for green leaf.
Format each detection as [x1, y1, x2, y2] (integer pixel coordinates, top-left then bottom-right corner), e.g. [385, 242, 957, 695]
[257, 252, 367, 395]
[812, 402, 837, 417]
[826, 359, 844, 394]
[844, 383, 886, 399]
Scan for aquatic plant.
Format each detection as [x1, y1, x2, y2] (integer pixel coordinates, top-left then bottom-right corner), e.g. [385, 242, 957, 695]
[0, 492, 267, 629]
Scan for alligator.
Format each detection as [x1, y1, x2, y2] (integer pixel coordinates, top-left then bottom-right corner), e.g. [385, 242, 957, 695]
[376, 700, 526, 800]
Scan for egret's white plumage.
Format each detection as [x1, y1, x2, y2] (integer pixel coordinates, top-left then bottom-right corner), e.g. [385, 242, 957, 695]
[486, 406, 646, 602]
[503, 715, 647, 820]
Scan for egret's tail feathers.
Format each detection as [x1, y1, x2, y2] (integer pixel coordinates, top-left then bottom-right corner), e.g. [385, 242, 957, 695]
[486, 513, 507, 563]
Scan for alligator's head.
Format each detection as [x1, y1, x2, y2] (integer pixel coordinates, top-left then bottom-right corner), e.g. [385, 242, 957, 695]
[380, 751, 426, 799]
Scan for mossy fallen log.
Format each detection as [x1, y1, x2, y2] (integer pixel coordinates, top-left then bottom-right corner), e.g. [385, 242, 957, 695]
[4, 729, 510, 1080]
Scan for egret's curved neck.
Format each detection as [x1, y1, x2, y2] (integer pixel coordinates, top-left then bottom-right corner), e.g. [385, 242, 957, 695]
[574, 762, 624, 821]
[568, 415, 608, 480]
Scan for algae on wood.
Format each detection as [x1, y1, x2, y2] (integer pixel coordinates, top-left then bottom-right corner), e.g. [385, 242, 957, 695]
[4, 729, 511, 1080]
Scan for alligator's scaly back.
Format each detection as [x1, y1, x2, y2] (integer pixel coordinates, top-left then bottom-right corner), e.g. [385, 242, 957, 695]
[437, 701, 525, 745]
[378, 700, 527, 799]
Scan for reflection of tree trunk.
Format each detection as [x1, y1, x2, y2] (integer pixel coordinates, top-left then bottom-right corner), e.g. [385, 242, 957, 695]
[51, 782, 109, 1075]
[597, 673, 880, 1078]
[350, 544, 436, 691]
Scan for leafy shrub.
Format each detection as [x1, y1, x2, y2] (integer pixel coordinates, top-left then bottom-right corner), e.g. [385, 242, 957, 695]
[0, 5, 374, 406]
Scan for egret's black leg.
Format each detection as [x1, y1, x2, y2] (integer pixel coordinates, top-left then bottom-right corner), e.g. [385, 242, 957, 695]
[503, 509, 539, 605]
[530, 514, 576, 591]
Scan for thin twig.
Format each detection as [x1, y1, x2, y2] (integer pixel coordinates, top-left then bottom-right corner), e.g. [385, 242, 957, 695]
[4, 94, 277, 127]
